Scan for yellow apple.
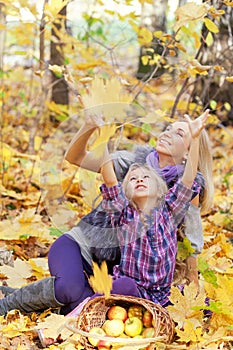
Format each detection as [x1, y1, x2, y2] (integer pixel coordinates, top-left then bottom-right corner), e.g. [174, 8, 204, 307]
[104, 319, 125, 337]
[142, 327, 154, 338]
[88, 327, 106, 346]
[124, 317, 143, 337]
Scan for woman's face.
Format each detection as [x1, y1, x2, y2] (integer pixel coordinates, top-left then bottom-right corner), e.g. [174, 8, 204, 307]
[156, 121, 191, 164]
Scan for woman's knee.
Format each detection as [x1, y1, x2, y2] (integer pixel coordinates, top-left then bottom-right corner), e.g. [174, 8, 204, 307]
[54, 277, 88, 304]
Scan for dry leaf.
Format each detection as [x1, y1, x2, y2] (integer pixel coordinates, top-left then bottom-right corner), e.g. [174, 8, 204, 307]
[174, 2, 208, 31]
[167, 282, 206, 328]
[176, 320, 203, 343]
[89, 124, 117, 158]
[89, 261, 112, 298]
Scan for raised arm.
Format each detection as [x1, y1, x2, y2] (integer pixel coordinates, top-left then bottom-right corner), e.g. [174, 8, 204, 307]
[182, 110, 209, 188]
[65, 113, 107, 172]
[100, 150, 118, 188]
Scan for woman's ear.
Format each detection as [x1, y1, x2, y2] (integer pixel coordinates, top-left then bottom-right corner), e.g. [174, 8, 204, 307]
[182, 152, 188, 163]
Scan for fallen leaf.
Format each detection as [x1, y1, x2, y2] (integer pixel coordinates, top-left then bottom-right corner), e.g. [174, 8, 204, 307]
[88, 261, 112, 298]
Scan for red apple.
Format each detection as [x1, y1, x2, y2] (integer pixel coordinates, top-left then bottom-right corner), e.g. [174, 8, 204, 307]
[142, 310, 153, 328]
[107, 305, 128, 322]
[142, 327, 154, 338]
[104, 319, 125, 337]
[124, 317, 143, 337]
[127, 305, 145, 320]
[88, 327, 106, 346]
[97, 336, 112, 349]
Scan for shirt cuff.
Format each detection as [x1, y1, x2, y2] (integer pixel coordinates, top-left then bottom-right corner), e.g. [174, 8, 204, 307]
[178, 180, 201, 200]
[100, 183, 122, 200]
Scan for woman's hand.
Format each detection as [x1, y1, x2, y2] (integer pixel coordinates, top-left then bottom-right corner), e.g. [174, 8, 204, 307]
[184, 109, 209, 138]
[84, 112, 104, 131]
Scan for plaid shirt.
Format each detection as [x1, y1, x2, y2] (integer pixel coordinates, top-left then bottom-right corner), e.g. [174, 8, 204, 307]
[100, 180, 200, 305]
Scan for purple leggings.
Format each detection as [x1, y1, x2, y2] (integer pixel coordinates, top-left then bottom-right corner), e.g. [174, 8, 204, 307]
[48, 234, 140, 315]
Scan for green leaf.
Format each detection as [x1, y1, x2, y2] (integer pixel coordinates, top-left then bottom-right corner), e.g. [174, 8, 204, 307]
[49, 227, 65, 237]
[205, 32, 213, 47]
[210, 100, 217, 110]
[141, 123, 152, 133]
[198, 257, 218, 287]
[177, 237, 195, 261]
[224, 102, 231, 111]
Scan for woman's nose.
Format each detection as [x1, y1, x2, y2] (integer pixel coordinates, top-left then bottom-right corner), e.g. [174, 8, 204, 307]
[136, 177, 143, 182]
[162, 130, 172, 137]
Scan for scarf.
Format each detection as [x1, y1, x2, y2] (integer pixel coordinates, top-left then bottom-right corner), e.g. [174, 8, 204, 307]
[146, 149, 185, 184]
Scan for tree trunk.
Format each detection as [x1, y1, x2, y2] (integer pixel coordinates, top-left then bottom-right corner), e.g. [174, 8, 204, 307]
[50, 6, 69, 107]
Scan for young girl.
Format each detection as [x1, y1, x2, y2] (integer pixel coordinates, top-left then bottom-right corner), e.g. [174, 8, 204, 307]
[98, 111, 208, 306]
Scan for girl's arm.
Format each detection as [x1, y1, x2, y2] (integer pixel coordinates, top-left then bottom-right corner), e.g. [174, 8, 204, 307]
[181, 110, 209, 188]
[100, 150, 118, 188]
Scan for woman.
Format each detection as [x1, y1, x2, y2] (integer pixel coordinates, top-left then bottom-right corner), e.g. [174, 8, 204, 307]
[0, 111, 214, 316]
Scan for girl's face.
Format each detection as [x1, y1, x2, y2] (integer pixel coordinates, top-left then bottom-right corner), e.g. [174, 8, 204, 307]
[156, 121, 191, 164]
[126, 167, 157, 202]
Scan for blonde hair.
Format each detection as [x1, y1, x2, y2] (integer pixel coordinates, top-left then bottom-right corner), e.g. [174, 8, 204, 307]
[198, 129, 214, 215]
[170, 118, 214, 215]
[122, 163, 168, 209]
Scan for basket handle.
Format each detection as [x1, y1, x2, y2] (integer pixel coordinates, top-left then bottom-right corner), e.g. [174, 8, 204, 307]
[65, 319, 166, 346]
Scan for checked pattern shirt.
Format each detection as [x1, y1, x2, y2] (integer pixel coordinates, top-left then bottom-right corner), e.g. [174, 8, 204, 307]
[100, 180, 200, 305]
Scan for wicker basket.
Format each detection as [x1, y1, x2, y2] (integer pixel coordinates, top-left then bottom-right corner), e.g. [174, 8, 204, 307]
[66, 294, 174, 349]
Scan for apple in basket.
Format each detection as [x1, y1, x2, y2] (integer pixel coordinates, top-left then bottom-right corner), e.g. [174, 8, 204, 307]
[88, 327, 106, 347]
[124, 316, 143, 337]
[107, 305, 128, 322]
[103, 319, 125, 337]
[97, 336, 112, 349]
[142, 310, 153, 328]
[142, 327, 155, 338]
[127, 305, 145, 320]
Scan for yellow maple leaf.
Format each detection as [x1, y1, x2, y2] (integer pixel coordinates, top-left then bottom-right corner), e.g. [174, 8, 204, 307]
[78, 169, 102, 208]
[138, 27, 153, 45]
[139, 110, 166, 124]
[212, 274, 233, 306]
[174, 2, 208, 31]
[1, 312, 33, 338]
[89, 124, 117, 159]
[167, 282, 206, 328]
[213, 233, 233, 259]
[0, 259, 32, 288]
[82, 76, 133, 122]
[89, 261, 112, 298]
[226, 76, 233, 82]
[35, 313, 73, 341]
[29, 259, 49, 280]
[44, 0, 68, 21]
[176, 320, 203, 343]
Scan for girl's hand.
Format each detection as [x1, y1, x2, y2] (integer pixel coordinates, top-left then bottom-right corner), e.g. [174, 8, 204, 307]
[184, 109, 209, 138]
